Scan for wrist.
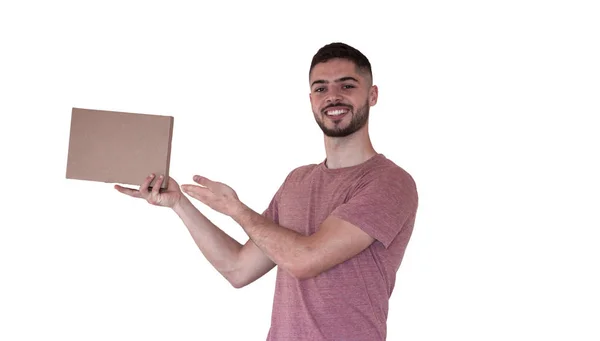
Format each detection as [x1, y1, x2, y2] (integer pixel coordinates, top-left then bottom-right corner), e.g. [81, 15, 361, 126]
[172, 195, 191, 214]
[230, 201, 252, 225]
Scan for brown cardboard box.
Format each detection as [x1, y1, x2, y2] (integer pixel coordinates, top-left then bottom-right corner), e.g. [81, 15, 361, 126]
[66, 107, 174, 189]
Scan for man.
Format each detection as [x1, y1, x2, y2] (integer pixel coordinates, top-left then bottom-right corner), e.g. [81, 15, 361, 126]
[115, 42, 419, 340]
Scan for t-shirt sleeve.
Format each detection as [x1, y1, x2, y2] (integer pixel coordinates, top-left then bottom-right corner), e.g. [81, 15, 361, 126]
[262, 169, 296, 224]
[262, 191, 281, 224]
[330, 169, 418, 248]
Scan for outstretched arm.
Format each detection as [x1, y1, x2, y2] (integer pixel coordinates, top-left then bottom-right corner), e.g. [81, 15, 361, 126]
[116, 174, 275, 288]
[182, 175, 375, 280]
[173, 196, 276, 288]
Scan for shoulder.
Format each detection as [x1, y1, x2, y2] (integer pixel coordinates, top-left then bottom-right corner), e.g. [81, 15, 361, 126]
[282, 163, 320, 184]
[364, 155, 416, 187]
[355, 155, 418, 205]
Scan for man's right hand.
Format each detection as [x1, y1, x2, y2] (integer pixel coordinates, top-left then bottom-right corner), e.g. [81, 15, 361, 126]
[114, 174, 183, 208]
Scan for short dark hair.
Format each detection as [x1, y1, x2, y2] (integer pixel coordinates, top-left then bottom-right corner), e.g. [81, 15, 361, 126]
[309, 42, 372, 80]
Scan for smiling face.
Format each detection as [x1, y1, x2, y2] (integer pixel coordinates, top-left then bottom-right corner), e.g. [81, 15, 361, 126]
[309, 58, 378, 137]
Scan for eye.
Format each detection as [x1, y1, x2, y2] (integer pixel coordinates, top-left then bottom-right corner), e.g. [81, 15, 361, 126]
[314, 87, 325, 93]
[342, 84, 355, 89]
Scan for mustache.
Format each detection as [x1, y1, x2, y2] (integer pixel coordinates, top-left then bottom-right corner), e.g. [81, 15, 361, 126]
[321, 103, 353, 113]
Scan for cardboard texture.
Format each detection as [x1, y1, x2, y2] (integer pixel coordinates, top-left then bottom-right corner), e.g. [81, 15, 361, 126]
[66, 107, 174, 189]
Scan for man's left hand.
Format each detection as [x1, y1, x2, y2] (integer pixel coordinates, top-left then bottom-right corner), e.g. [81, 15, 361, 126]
[181, 175, 243, 217]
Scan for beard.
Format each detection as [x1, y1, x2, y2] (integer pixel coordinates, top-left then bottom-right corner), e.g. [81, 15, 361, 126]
[314, 100, 370, 137]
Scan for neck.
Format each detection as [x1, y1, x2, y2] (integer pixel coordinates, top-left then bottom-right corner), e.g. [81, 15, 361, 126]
[323, 124, 377, 169]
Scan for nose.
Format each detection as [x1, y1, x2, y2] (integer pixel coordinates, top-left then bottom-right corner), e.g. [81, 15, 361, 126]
[325, 90, 342, 104]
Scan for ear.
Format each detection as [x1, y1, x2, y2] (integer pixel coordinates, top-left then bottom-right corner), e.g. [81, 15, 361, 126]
[369, 85, 379, 106]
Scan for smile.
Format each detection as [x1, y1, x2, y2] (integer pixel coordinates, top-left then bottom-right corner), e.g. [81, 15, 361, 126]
[324, 107, 350, 116]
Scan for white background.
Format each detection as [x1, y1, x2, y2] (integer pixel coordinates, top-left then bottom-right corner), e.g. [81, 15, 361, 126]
[1, 1, 599, 340]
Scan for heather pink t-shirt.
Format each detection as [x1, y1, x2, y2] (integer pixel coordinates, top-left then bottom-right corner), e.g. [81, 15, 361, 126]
[263, 154, 418, 341]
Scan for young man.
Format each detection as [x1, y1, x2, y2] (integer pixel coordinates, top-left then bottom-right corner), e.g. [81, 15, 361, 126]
[115, 42, 419, 340]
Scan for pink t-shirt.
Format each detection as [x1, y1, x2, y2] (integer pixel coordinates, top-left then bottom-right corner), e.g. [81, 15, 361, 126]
[263, 154, 419, 341]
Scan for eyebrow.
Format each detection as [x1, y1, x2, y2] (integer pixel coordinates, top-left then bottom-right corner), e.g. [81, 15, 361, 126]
[311, 76, 359, 87]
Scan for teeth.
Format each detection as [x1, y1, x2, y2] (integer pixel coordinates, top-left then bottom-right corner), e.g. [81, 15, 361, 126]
[327, 109, 346, 116]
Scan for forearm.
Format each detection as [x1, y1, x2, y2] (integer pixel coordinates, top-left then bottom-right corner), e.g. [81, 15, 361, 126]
[232, 203, 311, 278]
[173, 196, 243, 283]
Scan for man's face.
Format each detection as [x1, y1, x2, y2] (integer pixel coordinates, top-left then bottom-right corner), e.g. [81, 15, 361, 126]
[309, 58, 378, 137]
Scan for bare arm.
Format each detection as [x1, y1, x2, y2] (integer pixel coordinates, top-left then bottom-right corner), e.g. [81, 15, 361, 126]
[172, 196, 275, 288]
[115, 174, 275, 288]
[231, 204, 374, 280]
[181, 175, 375, 280]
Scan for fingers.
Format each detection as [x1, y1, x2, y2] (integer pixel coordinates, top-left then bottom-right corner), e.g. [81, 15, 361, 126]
[152, 174, 164, 196]
[139, 174, 155, 197]
[115, 173, 168, 205]
[181, 184, 208, 202]
[145, 174, 166, 205]
[114, 184, 142, 198]
[181, 184, 194, 196]
[193, 175, 214, 188]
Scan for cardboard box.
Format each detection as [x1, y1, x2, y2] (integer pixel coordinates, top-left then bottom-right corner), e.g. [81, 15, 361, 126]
[66, 107, 174, 189]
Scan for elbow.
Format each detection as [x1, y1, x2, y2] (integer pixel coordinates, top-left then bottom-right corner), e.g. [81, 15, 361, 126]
[230, 280, 247, 289]
[288, 260, 320, 280]
[228, 274, 250, 289]
[223, 270, 248, 289]
[286, 242, 323, 280]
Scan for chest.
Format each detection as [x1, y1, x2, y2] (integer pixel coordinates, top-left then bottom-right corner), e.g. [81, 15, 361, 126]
[277, 172, 361, 235]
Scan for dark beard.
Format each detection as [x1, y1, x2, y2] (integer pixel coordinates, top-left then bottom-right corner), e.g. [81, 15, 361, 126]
[315, 101, 370, 137]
